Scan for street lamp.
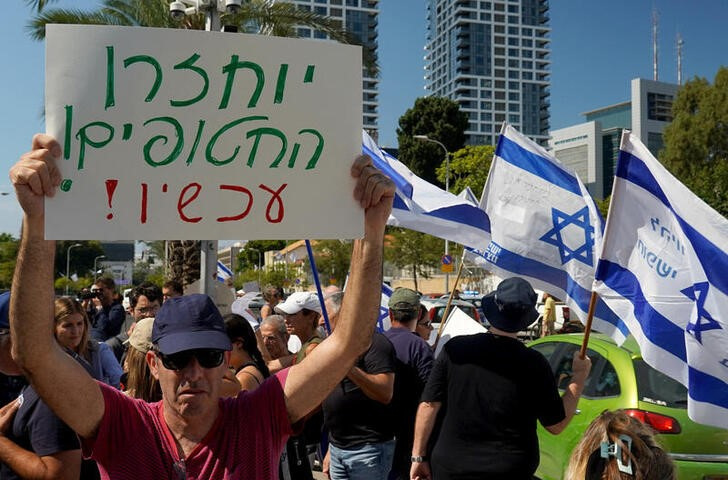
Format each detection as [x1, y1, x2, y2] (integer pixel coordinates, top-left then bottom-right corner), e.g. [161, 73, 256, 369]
[93, 255, 106, 281]
[65, 243, 82, 295]
[414, 134, 451, 292]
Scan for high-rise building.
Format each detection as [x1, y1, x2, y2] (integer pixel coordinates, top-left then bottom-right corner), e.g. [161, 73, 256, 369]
[292, 0, 379, 139]
[424, 0, 551, 146]
[549, 78, 679, 199]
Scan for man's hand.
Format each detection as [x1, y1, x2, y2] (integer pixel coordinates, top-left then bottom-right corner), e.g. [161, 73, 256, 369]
[10, 134, 62, 219]
[572, 351, 592, 382]
[351, 154, 395, 237]
[322, 448, 330, 479]
[0, 399, 20, 437]
[410, 459, 431, 480]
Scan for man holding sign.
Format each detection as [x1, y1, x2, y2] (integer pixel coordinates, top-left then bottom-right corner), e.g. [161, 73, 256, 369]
[8, 133, 394, 480]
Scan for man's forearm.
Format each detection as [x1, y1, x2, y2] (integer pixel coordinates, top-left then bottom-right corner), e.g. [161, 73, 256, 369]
[0, 436, 78, 480]
[346, 367, 393, 404]
[10, 216, 57, 370]
[412, 401, 440, 456]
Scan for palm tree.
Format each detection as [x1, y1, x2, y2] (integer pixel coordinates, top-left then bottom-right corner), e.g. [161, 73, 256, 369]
[27, 0, 375, 287]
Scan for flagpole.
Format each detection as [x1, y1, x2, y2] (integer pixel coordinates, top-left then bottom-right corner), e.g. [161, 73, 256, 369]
[305, 239, 331, 334]
[433, 251, 467, 351]
[579, 291, 599, 358]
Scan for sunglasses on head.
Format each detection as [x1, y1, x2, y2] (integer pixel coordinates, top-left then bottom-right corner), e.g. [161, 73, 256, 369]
[418, 321, 433, 328]
[157, 349, 225, 371]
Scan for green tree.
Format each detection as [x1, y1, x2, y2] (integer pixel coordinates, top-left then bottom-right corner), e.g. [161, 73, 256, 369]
[437, 144, 494, 197]
[396, 97, 469, 187]
[384, 228, 443, 292]
[0, 234, 20, 290]
[303, 240, 352, 288]
[237, 240, 286, 271]
[54, 241, 105, 281]
[662, 68, 728, 217]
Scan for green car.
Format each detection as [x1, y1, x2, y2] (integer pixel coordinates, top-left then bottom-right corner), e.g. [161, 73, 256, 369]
[528, 333, 728, 480]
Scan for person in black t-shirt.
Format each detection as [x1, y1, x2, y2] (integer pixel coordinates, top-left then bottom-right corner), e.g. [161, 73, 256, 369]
[322, 292, 397, 480]
[411, 278, 591, 480]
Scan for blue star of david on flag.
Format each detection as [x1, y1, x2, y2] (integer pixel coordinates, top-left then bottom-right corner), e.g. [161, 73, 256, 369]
[681, 282, 722, 343]
[540, 206, 595, 266]
[377, 305, 389, 332]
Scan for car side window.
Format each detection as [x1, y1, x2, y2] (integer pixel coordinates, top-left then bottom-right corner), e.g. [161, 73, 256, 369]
[550, 344, 600, 393]
[591, 357, 620, 398]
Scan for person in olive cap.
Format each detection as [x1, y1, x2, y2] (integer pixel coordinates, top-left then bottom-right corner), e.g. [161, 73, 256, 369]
[411, 277, 591, 480]
[384, 288, 433, 480]
[9, 133, 395, 480]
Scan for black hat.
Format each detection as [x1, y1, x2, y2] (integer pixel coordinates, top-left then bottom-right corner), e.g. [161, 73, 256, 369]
[152, 294, 232, 355]
[482, 277, 539, 333]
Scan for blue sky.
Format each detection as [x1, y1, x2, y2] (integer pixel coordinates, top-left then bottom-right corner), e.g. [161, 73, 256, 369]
[1, 0, 727, 235]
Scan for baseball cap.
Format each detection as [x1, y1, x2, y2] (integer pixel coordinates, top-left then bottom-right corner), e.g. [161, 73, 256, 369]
[0, 292, 9, 330]
[124, 317, 155, 353]
[482, 277, 539, 333]
[274, 292, 322, 315]
[152, 294, 232, 355]
[388, 288, 420, 310]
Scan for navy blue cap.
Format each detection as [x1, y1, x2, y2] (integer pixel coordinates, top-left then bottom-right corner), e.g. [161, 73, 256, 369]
[0, 292, 9, 329]
[482, 277, 539, 333]
[152, 294, 232, 355]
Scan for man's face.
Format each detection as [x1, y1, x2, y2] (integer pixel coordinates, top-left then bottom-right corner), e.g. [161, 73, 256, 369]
[260, 323, 288, 359]
[92, 284, 114, 306]
[148, 349, 229, 419]
[133, 295, 161, 322]
[0, 330, 22, 376]
[284, 310, 313, 338]
[162, 287, 180, 302]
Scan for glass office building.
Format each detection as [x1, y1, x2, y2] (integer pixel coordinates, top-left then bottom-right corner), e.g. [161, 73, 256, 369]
[292, 0, 380, 139]
[425, 0, 551, 145]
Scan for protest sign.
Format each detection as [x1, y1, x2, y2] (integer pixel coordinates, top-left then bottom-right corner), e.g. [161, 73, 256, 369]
[44, 25, 363, 240]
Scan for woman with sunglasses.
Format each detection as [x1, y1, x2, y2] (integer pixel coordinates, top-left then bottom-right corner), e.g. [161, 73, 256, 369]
[54, 297, 123, 389]
[221, 313, 270, 397]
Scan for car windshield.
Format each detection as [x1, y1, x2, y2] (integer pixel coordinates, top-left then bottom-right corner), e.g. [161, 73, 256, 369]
[433, 306, 477, 323]
[633, 359, 688, 409]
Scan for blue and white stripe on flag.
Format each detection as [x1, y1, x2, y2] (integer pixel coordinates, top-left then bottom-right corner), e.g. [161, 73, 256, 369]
[362, 131, 490, 249]
[475, 124, 628, 342]
[216, 261, 233, 283]
[343, 273, 392, 333]
[593, 131, 728, 429]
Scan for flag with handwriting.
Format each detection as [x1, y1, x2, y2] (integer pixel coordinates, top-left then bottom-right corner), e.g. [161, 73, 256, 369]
[593, 131, 728, 428]
[476, 124, 628, 342]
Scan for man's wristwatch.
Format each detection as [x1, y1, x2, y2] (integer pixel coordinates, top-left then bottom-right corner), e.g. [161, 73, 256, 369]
[411, 455, 428, 463]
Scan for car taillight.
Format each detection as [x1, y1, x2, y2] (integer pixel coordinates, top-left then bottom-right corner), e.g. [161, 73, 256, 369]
[472, 308, 480, 322]
[623, 409, 681, 434]
[429, 308, 436, 321]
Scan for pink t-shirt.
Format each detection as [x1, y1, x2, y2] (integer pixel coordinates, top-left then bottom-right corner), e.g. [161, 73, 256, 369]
[82, 370, 292, 479]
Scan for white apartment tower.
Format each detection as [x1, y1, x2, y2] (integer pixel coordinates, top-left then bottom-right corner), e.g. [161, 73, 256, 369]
[291, 0, 379, 139]
[425, 0, 551, 145]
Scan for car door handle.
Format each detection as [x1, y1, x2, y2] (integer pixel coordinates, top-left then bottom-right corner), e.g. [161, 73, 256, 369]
[575, 409, 581, 415]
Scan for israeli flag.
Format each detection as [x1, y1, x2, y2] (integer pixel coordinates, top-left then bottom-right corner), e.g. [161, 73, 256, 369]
[476, 124, 628, 342]
[344, 273, 392, 333]
[362, 131, 490, 249]
[593, 132, 728, 429]
[216, 261, 233, 283]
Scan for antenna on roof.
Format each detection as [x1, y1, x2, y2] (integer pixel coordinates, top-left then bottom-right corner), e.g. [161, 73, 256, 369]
[677, 33, 684, 85]
[652, 7, 659, 81]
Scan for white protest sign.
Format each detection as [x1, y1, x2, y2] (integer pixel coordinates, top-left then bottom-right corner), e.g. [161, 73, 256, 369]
[434, 307, 487, 357]
[45, 25, 363, 240]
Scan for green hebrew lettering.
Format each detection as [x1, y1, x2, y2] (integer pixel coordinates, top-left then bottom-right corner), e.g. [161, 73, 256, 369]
[75, 122, 114, 170]
[170, 53, 209, 107]
[246, 128, 287, 168]
[206, 115, 267, 166]
[142, 117, 184, 167]
[124, 55, 163, 103]
[219, 55, 264, 109]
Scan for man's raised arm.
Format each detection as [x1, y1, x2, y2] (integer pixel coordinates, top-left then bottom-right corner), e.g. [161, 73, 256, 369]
[283, 154, 394, 423]
[9, 134, 104, 439]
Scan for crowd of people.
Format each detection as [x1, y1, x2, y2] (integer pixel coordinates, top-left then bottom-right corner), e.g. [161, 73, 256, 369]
[0, 134, 677, 480]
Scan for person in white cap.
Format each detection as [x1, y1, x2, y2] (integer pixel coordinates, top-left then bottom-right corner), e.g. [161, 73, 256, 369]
[267, 292, 323, 372]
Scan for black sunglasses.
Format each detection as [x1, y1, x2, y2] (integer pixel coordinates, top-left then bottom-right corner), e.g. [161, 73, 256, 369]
[157, 349, 225, 371]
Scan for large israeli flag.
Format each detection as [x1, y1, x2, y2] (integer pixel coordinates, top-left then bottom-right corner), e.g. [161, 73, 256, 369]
[362, 131, 490, 249]
[476, 124, 628, 342]
[593, 132, 728, 428]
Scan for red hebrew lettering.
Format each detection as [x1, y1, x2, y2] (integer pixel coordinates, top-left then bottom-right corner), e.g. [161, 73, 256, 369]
[216, 185, 254, 222]
[259, 183, 287, 223]
[178, 183, 203, 223]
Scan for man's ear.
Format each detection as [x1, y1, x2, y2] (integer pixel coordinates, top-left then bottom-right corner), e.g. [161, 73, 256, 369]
[146, 350, 160, 379]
